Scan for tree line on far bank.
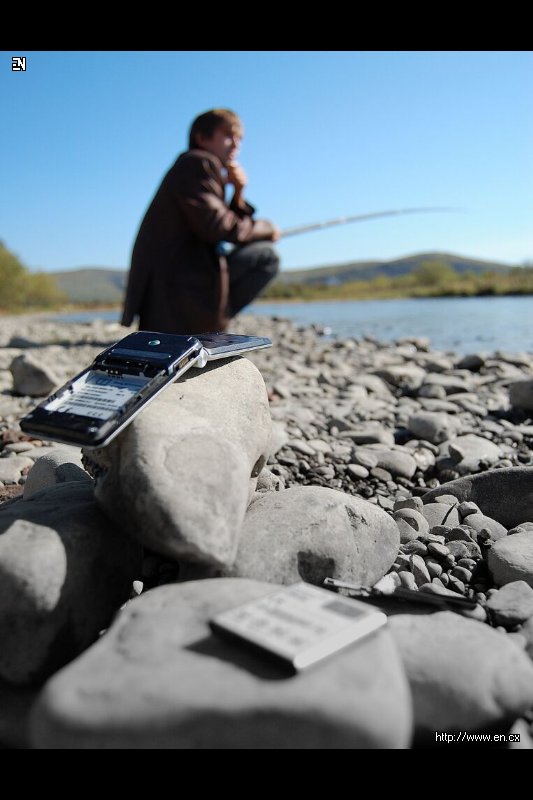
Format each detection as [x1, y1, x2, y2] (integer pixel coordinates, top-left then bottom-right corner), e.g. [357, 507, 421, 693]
[2, 242, 533, 313]
[261, 259, 533, 301]
[0, 242, 67, 312]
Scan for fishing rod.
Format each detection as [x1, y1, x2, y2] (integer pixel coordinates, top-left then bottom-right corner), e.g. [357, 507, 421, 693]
[280, 207, 459, 238]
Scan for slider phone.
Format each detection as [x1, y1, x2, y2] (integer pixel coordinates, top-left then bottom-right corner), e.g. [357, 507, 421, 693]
[19, 332, 203, 449]
[19, 331, 272, 449]
[194, 332, 272, 367]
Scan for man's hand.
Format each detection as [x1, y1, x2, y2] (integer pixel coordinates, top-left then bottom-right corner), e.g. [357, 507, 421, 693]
[227, 161, 248, 211]
[226, 161, 248, 194]
[227, 161, 280, 242]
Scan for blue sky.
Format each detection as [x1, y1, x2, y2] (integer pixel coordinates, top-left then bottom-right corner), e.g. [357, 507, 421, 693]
[2, 50, 532, 274]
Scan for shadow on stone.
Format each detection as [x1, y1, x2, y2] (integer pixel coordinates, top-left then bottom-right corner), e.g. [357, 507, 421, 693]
[185, 633, 292, 681]
[0, 677, 41, 749]
[297, 551, 336, 585]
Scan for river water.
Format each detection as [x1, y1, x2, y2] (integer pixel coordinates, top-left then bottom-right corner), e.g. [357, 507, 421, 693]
[50, 295, 533, 356]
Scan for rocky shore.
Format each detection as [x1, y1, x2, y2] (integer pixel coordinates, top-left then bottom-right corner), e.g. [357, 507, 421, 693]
[1, 311, 533, 748]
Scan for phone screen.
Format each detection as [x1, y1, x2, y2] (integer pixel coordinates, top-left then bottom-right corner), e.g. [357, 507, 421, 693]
[44, 371, 148, 420]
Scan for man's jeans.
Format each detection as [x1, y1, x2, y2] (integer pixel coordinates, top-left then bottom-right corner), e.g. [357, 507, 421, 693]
[225, 241, 280, 316]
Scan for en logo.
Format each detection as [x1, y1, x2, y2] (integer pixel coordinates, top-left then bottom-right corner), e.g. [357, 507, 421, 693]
[12, 57, 26, 72]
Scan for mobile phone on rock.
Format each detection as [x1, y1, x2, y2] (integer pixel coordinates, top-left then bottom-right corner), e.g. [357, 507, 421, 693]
[20, 332, 203, 448]
[19, 331, 272, 448]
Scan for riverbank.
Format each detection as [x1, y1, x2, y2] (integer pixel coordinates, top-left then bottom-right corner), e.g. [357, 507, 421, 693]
[1, 312, 533, 747]
[2, 308, 533, 530]
[5, 294, 533, 356]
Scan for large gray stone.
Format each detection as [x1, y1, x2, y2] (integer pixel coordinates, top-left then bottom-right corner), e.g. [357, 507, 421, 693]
[521, 616, 533, 661]
[351, 374, 394, 398]
[422, 373, 472, 394]
[269, 420, 289, 456]
[83, 358, 272, 568]
[463, 512, 507, 541]
[488, 533, 533, 588]
[9, 353, 60, 396]
[422, 468, 533, 529]
[447, 434, 502, 470]
[223, 486, 400, 587]
[338, 423, 395, 446]
[418, 383, 447, 400]
[0, 482, 142, 685]
[509, 719, 533, 749]
[15, 445, 81, 462]
[407, 412, 461, 444]
[421, 503, 460, 530]
[0, 455, 33, 484]
[23, 449, 91, 499]
[356, 446, 417, 479]
[389, 612, 533, 734]
[30, 578, 412, 749]
[397, 336, 430, 351]
[456, 354, 485, 371]
[393, 509, 430, 543]
[494, 351, 533, 369]
[509, 379, 533, 411]
[373, 365, 426, 391]
[408, 444, 436, 471]
[418, 398, 463, 414]
[0, 679, 39, 749]
[486, 582, 533, 628]
[417, 355, 453, 372]
[255, 467, 284, 493]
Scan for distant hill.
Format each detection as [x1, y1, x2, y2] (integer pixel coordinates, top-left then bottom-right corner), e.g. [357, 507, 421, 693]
[50, 253, 515, 303]
[276, 252, 514, 285]
[51, 268, 127, 303]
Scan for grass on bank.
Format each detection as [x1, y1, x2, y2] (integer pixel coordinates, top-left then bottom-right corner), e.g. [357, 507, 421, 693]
[261, 260, 533, 302]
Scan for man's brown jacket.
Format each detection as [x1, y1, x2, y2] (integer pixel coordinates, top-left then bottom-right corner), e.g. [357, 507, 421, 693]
[121, 149, 275, 334]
